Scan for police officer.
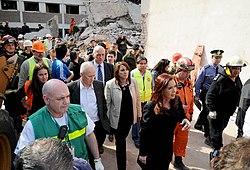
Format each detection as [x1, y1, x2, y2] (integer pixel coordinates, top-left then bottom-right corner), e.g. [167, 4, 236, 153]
[206, 56, 246, 160]
[194, 49, 224, 146]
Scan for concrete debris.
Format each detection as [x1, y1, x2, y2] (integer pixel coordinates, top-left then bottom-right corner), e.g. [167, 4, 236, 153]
[23, 0, 143, 47]
[24, 28, 52, 41]
[79, 0, 143, 46]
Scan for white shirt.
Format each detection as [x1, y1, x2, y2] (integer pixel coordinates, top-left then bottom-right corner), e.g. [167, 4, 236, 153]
[243, 107, 250, 137]
[93, 60, 105, 84]
[80, 82, 99, 122]
[15, 112, 95, 154]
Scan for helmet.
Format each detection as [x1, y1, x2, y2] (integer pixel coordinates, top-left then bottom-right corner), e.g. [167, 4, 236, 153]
[18, 34, 24, 39]
[226, 56, 247, 67]
[46, 34, 52, 38]
[1, 35, 16, 46]
[24, 40, 32, 47]
[176, 57, 195, 71]
[32, 41, 45, 52]
[172, 53, 183, 63]
[104, 41, 110, 49]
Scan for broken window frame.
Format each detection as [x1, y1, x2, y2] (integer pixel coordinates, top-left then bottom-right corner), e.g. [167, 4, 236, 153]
[1, 0, 17, 10]
[24, 2, 39, 12]
[66, 5, 79, 14]
[46, 3, 60, 13]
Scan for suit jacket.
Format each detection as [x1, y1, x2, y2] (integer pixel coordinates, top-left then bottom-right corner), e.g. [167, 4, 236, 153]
[67, 79, 110, 133]
[105, 78, 142, 129]
[92, 61, 114, 84]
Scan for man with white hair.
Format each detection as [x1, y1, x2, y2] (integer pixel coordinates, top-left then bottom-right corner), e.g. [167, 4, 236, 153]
[68, 62, 110, 169]
[92, 45, 114, 85]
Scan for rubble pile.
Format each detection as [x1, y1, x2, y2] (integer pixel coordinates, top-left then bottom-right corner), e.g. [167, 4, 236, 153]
[79, 0, 143, 46]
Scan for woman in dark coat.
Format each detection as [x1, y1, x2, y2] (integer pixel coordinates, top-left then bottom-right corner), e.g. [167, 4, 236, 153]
[138, 73, 191, 170]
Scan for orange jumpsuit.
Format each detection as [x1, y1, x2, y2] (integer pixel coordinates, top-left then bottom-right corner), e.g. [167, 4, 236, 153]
[173, 77, 194, 156]
[69, 19, 76, 35]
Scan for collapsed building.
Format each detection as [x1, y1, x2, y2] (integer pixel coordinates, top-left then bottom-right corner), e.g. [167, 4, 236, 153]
[5, 0, 143, 47]
[78, 0, 143, 46]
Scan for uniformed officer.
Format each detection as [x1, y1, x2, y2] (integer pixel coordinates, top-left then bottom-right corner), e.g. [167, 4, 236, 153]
[206, 56, 246, 160]
[194, 49, 224, 146]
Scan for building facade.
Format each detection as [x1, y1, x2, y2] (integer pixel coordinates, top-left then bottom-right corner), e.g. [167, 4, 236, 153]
[0, 0, 89, 36]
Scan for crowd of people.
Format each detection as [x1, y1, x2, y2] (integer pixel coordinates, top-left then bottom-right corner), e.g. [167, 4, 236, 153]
[0, 28, 249, 170]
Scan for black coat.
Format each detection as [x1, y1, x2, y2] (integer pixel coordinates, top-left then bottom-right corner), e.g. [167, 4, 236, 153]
[206, 71, 242, 117]
[67, 79, 110, 133]
[139, 98, 186, 169]
[236, 78, 250, 130]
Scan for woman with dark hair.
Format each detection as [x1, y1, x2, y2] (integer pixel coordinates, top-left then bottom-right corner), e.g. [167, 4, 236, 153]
[151, 59, 171, 88]
[16, 63, 51, 115]
[138, 73, 191, 169]
[105, 61, 141, 170]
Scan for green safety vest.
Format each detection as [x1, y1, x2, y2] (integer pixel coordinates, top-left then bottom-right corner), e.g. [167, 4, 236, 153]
[29, 104, 89, 160]
[133, 68, 152, 102]
[28, 57, 49, 80]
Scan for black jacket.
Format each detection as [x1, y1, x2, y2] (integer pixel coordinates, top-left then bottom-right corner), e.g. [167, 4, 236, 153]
[139, 97, 186, 169]
[67, 79, 110, 133]
[236, 79, 250, 129]
[206, 71, 242, 117]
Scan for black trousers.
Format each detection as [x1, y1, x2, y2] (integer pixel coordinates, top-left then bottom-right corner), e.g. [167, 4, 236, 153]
[88, 120, 107, 169]
[208, 114, 231, 150]
[112, 123, 131, 170]
[196, 89, 210, 137]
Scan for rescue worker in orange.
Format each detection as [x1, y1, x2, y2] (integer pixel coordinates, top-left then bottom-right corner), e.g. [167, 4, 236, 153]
[69, 17, 76, 35]
[167, 53, 183, 75]
[173, 57, 195, 170]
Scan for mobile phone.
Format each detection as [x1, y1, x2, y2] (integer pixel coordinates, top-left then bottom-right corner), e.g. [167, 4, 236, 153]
[58, 125, 68, 140]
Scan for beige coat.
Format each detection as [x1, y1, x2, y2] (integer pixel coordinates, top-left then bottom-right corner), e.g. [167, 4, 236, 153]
[105, 78, 142, 129]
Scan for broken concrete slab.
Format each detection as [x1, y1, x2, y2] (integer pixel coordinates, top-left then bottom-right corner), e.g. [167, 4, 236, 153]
[24, 28, 52, 40]
[90, 2, 128, 24]
[125, 2, 141, 24]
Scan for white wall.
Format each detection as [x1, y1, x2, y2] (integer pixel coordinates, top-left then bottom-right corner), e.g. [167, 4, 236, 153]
[142, 0, 250, 83]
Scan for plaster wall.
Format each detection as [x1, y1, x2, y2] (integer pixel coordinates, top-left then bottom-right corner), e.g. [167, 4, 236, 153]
[142, 0, 250, 83]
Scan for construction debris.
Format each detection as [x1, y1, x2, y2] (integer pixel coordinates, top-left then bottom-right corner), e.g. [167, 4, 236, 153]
[79, 0, 143, 46]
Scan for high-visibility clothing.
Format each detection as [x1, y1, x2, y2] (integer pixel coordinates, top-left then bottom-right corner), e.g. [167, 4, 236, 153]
[29, 104, 88, 160]
[173, 77, 194, 156]
[132, 68, 152, 102]
[44, 39, 49, 51]
[28, 57, 48, 80]
[23, 80, 32, 110]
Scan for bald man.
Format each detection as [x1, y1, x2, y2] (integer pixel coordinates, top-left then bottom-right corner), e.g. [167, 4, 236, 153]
[92, 45, 114, 85]
[15, 79, 104, 169]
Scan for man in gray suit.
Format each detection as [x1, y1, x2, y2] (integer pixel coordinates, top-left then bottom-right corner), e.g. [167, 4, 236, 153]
[67, 62, 110, 169]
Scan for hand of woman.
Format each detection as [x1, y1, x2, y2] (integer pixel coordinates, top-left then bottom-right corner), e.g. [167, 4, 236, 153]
[180, 118, 191, 131]
[139, 156, 147, 164]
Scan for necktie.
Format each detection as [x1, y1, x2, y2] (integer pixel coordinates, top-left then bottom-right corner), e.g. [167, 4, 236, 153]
[98, 64, 103, 82]
[216, 66, 218, 75]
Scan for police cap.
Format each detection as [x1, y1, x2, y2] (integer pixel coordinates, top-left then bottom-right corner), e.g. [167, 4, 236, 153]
[210, 49, 224, 58]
